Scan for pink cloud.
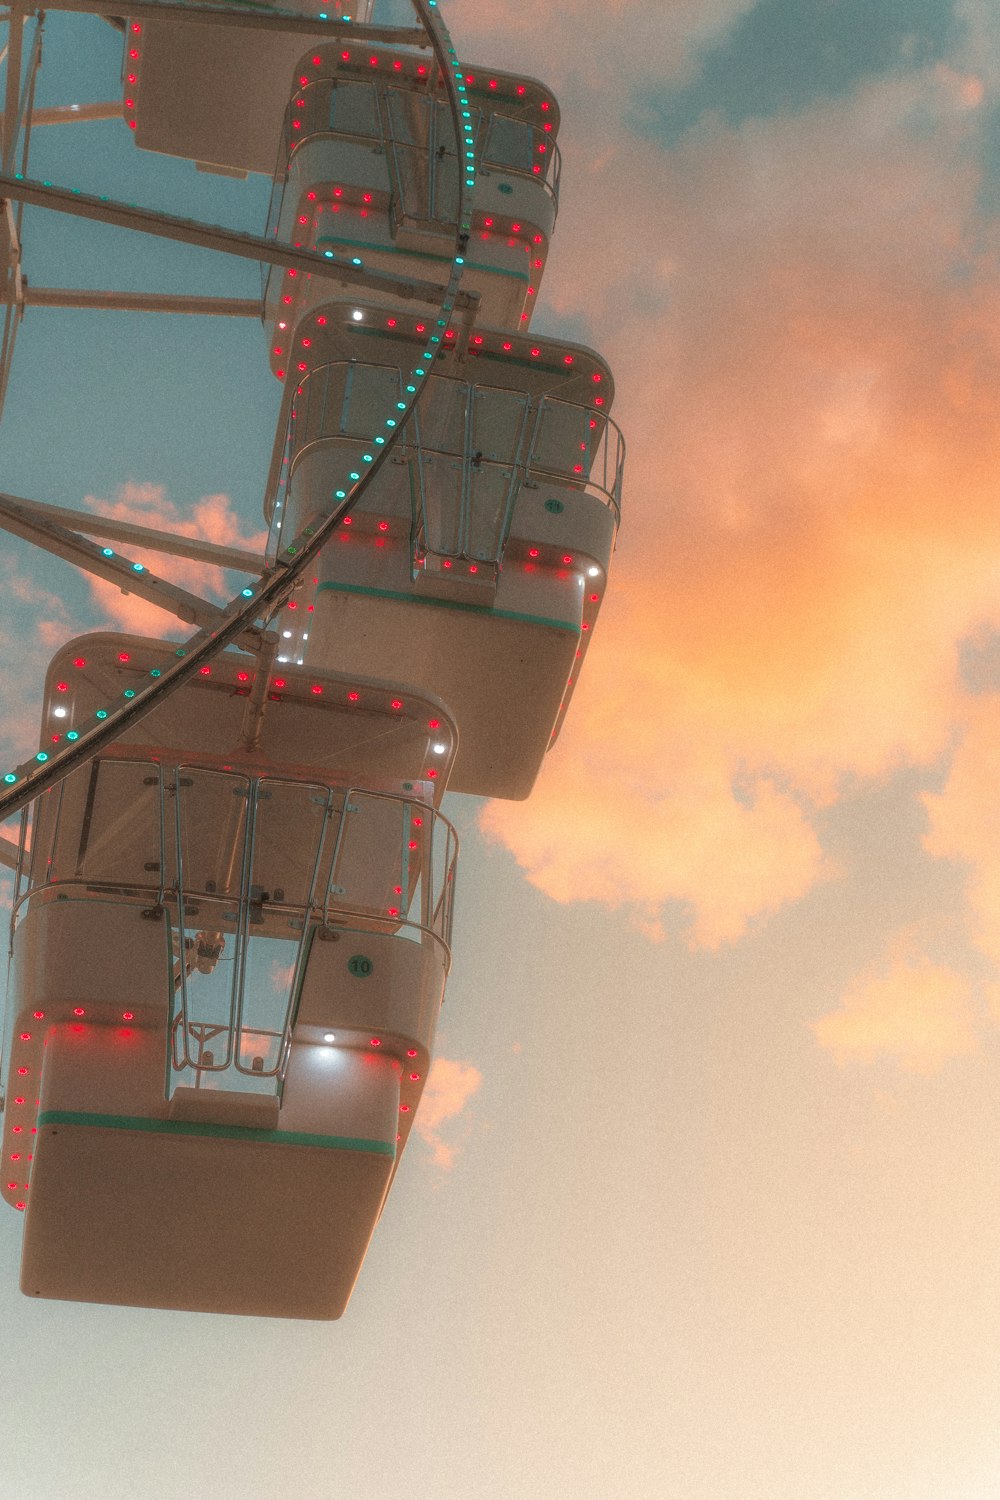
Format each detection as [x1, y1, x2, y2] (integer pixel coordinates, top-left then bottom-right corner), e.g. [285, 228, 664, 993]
[923, 696, 1000, 982]
[813, 947, 978, 1075]
[415, 1056, 483, 1169]
[82, 483, 267, 636]
[0, 554, 81, 762]
[479, 61, 1000, 945]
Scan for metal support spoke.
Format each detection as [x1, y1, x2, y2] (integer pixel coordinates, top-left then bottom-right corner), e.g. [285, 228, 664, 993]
[0, 491, 266, 569]
[0, 831, 18, 869]
[30, 101, 122, 124]
[0, 491, 265, 644]
[0, 172, 479, 311]
[18, 286, 260, 315]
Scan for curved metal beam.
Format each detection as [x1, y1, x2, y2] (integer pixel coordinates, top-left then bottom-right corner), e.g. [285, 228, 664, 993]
[0, 0, 476, 820]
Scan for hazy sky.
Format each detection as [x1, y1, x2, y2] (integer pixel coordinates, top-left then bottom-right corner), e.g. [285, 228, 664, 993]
[4, 1, 1000, 1496]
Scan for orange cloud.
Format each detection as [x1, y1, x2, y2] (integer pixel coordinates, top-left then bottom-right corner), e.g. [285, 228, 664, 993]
[813, 949, 978, 1075]
[479, 60, 1000, 945]
[83, 483, 267, 636]
[415, 1056, 483, 1169]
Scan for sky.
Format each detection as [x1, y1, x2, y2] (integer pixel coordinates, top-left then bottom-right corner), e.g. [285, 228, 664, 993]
[3, 0, 1000, 1496]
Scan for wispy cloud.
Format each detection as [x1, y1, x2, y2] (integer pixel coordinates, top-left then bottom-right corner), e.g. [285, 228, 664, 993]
[443, 0, 759, 100]
[415, 1056, 483, 1169]
[477, 38, 1000, 948]
[813, 943, 978, 1075]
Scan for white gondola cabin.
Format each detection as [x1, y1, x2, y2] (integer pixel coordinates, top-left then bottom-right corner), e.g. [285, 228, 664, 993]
[268, 300, 622, 797]
[265, 45, 561, 331]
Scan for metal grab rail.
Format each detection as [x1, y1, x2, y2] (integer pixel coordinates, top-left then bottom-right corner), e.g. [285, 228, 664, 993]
[524, 395, 626, 526]
[14, 757, 458, 947]
[278, 360, 625, 562]
[169, 771, 457, 1085]
[11, 757, 458, 1086]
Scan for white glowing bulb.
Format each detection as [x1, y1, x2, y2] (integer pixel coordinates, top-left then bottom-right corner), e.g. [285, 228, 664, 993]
[282, 629, 292, 638]
[53, 706, 68, 719]
[352, 309, 363, 322]
[432, 742, 446, 754]
[324, 1032, 336, 1043]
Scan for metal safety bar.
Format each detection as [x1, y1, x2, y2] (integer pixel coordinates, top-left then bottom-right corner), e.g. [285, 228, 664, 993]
[11, 756, 457, 1090]
[276, 359, 624, 564]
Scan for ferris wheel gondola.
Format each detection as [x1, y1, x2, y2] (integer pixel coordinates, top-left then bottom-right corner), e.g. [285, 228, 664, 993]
[0, 0, 623, 1316]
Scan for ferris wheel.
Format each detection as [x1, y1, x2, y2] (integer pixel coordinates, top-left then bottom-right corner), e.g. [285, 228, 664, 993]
[0, 0, 623, 1317]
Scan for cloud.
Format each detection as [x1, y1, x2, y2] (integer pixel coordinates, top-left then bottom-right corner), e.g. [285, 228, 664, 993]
[0, 485, 267, 769]
[442, 0, 759, 101]
[923, 695, 1000, 983]
[482, 764, 832, 949]
[0, 551, 81, 764]
[813, 945, 978, 1075]
[477, 47, 1000, 946]
[414, 1056, 483, 1169]
[82, 483, 267, 636]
